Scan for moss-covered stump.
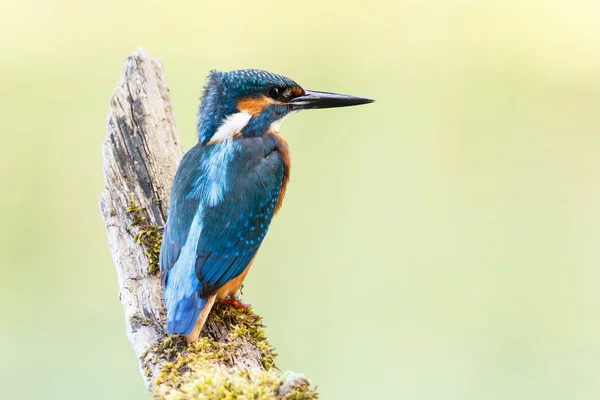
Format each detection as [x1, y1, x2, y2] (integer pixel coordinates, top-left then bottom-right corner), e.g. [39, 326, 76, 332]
[126, 195, 163, 274]
[142, 305, 318, 400]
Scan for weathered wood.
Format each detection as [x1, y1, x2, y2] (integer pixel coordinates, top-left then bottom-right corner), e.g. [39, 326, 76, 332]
[100, 48, 317, 399]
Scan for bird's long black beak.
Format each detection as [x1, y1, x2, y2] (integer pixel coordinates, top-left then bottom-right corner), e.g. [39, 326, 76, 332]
[290, 89, 374, 110]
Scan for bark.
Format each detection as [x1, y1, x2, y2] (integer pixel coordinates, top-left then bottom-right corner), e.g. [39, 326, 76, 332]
[100, 48, 316, 399]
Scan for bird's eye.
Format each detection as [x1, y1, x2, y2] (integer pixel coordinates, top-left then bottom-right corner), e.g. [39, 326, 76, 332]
[268, 87, 280, 99]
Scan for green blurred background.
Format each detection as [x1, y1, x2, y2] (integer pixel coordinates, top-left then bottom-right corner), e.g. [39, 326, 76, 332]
[2, 0, 600, 399]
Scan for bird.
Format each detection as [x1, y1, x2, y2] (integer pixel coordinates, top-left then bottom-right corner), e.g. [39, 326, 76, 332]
[160, 69, 373, 343]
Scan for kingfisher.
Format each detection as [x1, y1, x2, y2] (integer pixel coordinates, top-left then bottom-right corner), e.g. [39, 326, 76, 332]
[160, 69, 373, 343]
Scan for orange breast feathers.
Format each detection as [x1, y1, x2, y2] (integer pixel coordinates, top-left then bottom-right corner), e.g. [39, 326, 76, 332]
[272, 131, 290, 213]
[216, 255, 257, 299]
[236, 95, 291, 212]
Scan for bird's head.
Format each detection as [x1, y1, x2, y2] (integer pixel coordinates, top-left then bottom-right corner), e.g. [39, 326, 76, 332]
[197, 69, 373, 145]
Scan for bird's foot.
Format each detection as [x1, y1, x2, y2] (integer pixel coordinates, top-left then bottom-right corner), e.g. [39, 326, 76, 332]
[221, 298, 251, 309]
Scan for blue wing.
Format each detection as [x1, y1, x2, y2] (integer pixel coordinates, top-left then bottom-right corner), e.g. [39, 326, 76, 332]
[160, 138, 284, 335]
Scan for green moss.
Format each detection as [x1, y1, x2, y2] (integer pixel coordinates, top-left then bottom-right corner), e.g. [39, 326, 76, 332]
[282, 377, 319, 400]
[154, 342, 316, 400]
[158, 364, 282, 400]
[126, 194, 163, 273]
[284, 386, 319, 400]
[131, 314, 153, 326]
[147, 305, 317, 399]
[150, 335, 189, 363]
[257, 340, 277, 371]
[211, 303, 278, 370]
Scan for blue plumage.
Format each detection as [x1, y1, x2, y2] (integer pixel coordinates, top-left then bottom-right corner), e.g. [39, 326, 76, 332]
[160, 69, 373, 341]
[161, 135, 285, 336]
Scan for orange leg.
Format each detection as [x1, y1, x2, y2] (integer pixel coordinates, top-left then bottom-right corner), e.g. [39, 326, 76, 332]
[220, 297, 251, 309]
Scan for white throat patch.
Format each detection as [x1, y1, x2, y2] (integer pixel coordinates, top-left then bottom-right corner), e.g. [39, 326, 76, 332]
[208, 111, 252, 144]
[270, 111, 298, 133]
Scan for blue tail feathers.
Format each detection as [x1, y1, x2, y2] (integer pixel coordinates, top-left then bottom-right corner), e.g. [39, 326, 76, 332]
[163, 240, 207, 336]
[166, 291, 209, 336]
